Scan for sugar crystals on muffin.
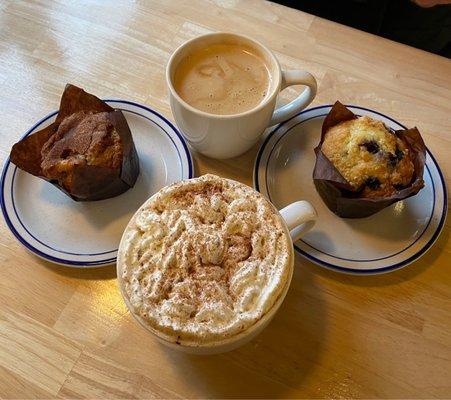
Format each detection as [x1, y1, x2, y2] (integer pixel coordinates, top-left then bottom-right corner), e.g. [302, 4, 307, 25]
[321, 116, 414, 198]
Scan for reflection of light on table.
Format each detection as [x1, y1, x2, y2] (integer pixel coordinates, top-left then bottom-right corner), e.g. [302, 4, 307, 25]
[90, 281, 128, 321]
[393, 201, 405, 215]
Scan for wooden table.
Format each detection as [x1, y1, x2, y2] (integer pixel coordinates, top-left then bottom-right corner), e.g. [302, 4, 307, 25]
[1, 1, 450, 398]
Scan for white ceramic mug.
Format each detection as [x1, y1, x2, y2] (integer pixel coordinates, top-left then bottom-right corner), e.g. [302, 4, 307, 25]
[117, 179, 317, 354]
[166, 32, 317, 159]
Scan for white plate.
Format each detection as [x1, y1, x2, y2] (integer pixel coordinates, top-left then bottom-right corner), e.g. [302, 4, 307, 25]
[254, 105, 447, 274]
[1, 100, 193, 267]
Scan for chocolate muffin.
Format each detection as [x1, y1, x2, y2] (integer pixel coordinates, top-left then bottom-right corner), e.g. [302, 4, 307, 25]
[10, 84, 139, 201]
[321, 116, 415, 198]
[40, 111, 123, 192]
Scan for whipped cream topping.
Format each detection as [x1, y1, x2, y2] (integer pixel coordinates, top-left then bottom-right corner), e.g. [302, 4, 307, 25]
[118, 175, 291, 344]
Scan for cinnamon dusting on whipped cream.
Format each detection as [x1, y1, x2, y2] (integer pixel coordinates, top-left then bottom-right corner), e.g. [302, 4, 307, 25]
[118, 174, 291, 344]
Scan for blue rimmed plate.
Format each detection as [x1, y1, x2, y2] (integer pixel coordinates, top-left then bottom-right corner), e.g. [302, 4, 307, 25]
[1, 100, 194, 268]
[254, 105, 447, 274]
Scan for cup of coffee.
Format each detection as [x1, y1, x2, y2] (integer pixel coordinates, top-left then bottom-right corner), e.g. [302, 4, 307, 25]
[166, 32, 317, 159]
[117, 174, 316, 354]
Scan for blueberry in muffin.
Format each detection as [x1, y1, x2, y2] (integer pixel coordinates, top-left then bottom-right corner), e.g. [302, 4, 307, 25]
[321, 116, 415, 198]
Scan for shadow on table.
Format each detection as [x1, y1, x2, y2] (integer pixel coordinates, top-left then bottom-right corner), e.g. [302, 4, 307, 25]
[37, 257, 117, 280]
[191, 141, 259, 183]
[309, 219, 449, 288]
[160, 259, 327, 397]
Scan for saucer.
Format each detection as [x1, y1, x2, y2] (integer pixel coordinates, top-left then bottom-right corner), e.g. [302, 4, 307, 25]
[1, 100, 194, 268]
[254, 105, 447, 274]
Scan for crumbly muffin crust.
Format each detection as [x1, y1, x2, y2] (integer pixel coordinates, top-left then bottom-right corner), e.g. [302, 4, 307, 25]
[41, 111, 123, 191]
[321, 116, 414, 197]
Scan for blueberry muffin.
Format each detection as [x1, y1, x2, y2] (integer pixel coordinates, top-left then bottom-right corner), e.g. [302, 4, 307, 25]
[321, 116, 415, 198]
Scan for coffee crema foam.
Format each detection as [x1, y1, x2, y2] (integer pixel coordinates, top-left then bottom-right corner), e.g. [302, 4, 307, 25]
[118, 175, 291, 344]
[173, 43, 271, 115]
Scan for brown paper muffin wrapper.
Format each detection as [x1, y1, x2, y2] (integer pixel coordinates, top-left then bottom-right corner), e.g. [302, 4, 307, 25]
[10, 84, 139, 201]
[313, 101, 426, 218]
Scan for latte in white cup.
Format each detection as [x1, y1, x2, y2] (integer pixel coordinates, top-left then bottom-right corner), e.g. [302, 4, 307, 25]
[166, 32, 317, 159]
[173, 43, 271, 115]
[117, 175, 316, 353]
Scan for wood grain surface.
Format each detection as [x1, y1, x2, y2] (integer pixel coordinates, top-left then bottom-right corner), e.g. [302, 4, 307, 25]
[0, 0, 450, 398]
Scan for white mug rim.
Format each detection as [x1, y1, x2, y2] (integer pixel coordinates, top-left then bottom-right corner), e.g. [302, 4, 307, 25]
[165, 32, 282, 119]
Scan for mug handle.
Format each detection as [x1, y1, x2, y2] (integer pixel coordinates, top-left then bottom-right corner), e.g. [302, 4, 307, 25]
[270, 71, 317, 126]
[279, 201, 317, 242]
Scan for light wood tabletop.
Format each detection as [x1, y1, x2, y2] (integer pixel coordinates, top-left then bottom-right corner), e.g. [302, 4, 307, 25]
[0, 1, 450, 398]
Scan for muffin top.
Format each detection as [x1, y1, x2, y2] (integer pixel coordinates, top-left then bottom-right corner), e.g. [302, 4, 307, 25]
[40, 111, 123, 192]
[321, 116, 414, 197]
